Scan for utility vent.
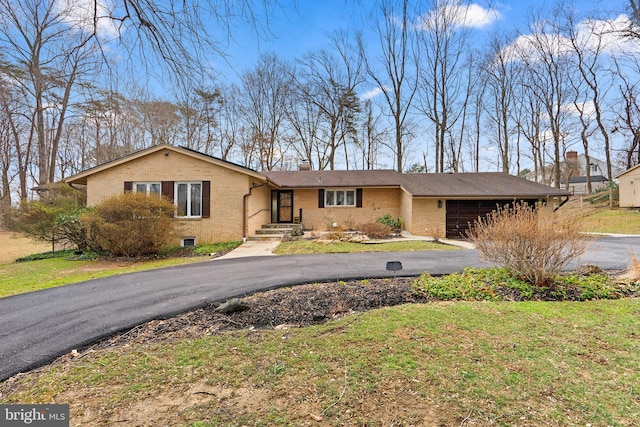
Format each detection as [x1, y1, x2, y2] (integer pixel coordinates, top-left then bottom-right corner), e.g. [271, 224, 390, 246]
[298, 160, 311, 171]
[181, 237, 196, 247]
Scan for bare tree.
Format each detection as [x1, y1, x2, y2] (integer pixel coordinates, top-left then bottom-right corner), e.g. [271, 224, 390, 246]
[0, 0, 102, 186]
[359, 0, 419, 172]
[357, 99, 388, 170]
[481, 32, 521, 173]
[613, 57, 640, 169]
[286, 84, 324, 170]
[294, 31, 363, 170]
[239, 53, 294, 171]
[565, 9, 614, 183]
[134, 99, 181, 146]
[516, 6, 575, 188]
[417, 0, 475, 173]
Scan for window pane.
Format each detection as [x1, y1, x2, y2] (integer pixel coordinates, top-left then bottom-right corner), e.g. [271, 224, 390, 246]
[191, 183, 202, 216]
[346, 190, 355, 206]
[177, 183, 188, 216]
[336, 191, 345, 206]
[135, 183, 147, 193]
[149, 183, 160, 195]
[326, 191, 335, 206]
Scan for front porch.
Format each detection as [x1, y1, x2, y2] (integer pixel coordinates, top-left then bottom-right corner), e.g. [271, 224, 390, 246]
[247, 223, 304, 241]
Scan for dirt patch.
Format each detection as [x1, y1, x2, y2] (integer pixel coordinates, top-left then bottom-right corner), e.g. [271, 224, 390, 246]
[0, 230, 51, 264]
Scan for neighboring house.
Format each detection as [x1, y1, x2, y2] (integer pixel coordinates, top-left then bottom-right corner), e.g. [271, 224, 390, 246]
[525, 151, 624, 195]
[64, 144, 569, 243]
[617, 164, 640, 208]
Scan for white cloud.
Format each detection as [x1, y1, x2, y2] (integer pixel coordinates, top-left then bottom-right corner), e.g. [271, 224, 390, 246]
[54, 0, 119, 39]
[503, 14, 640, 63]
[360, 86, 386, 101]
[418, 2, 502, 31]
[575, 14, 640, 55]
[564, 100, 596, 117]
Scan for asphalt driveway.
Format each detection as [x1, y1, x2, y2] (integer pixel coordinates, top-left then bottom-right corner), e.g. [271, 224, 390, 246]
[1, 235, 638, 381]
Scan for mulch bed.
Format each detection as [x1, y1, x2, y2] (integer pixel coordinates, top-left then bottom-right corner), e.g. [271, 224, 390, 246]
[76, 273, 640, 354]
[93, 278, 421, 350]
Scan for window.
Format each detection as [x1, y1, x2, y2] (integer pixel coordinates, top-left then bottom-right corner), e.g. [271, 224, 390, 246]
[134, 182, 161, 196]
[175, 182, 202, 217]
[325, 189, 356, 207]
[181, 237, 196, 247]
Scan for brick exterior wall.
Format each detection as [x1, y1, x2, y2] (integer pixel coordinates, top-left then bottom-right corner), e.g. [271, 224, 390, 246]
[289, 187, 403, 231]
[86, 150, 262, 244]
[409, 198, 446, 237]
[81, 147, 451, 242]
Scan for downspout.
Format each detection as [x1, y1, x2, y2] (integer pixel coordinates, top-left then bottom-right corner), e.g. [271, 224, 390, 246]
[243, 179, 270, 242]
[553, 195, 570, 212]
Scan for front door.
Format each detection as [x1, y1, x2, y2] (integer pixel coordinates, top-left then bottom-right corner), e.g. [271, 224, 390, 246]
[272, 190, 294, 223]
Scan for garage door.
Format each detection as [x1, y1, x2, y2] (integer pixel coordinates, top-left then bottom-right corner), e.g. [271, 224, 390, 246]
[445, 199, 537, 239]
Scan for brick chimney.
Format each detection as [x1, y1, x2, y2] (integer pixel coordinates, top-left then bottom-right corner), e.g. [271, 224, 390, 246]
[566, 151, 578, 164]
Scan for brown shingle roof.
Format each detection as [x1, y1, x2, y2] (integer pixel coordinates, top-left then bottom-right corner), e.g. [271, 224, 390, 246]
[401, 172, 569, 198]
[265, 170, 403, 188]
[265, 170, 569, 198]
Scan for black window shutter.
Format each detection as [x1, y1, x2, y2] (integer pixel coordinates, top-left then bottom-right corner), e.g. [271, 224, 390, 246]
[202, 181, 211, 218]
[318, 189, 325, 208]
[161, 181, 174, 202]
[124, 181, 132, 192]
[356, 188, 363, 208]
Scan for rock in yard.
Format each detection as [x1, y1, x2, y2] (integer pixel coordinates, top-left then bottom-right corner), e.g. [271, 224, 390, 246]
[214, 298, 250, 314]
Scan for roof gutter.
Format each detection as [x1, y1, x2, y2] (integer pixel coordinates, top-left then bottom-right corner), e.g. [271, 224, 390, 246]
[242, 179, 270, 242]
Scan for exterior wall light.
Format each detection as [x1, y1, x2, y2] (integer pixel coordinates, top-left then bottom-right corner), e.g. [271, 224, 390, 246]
[438, 200, 443, 208]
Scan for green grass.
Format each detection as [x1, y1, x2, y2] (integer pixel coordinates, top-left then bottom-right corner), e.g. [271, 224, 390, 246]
[3, 300, 639, 426]
[582, 208, 640, 234]
[0, 241, 242, 298]
[274, 239, 457, 255]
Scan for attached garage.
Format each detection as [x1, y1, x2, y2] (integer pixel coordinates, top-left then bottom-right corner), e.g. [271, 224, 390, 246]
[401, 173, 570, 240]
[445, 199, 538, 239]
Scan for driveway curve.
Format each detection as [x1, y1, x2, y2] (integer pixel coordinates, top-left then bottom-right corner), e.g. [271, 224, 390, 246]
[1, 235, 637, 381]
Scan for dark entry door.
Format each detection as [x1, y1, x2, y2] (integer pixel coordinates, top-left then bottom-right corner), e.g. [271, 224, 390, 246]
[272, 190, 294, 223]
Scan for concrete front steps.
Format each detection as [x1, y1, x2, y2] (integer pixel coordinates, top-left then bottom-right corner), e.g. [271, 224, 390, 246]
[247, 223, 304, 241]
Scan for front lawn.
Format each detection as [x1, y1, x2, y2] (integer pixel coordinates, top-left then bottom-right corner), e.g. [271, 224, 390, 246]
[274, 239, 457, 255]
[582, 208, 640, 234]
[0, 241, 242, 298]
[2, 298, 638, 426]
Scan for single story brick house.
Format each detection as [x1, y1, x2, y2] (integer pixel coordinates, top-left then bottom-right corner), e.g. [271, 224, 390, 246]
[64, 144, 569, 244]
[617, 164, 640, 208]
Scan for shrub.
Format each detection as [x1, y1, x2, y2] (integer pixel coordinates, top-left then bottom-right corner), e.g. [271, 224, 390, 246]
[81, 192, 179, 257]
[468, 202, 591, 286]
[412, 268, 635, 301]
[9, 183, 86, 251]
[360, 222, 392, 239]
[376, 214, 402, 229]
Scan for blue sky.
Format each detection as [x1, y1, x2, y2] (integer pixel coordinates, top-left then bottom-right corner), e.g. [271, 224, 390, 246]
[211, 0, 628, 81]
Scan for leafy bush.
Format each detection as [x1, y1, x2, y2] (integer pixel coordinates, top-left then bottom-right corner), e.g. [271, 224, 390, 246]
[360, 222, 392, 239]
[412, 268, 534, 301]
[412, 268, 637, 301]
[8, 183, 86, 251]
[469, 203, 590, 286]
[376, 214, 402, 229]
[81, 192, 179, 257]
